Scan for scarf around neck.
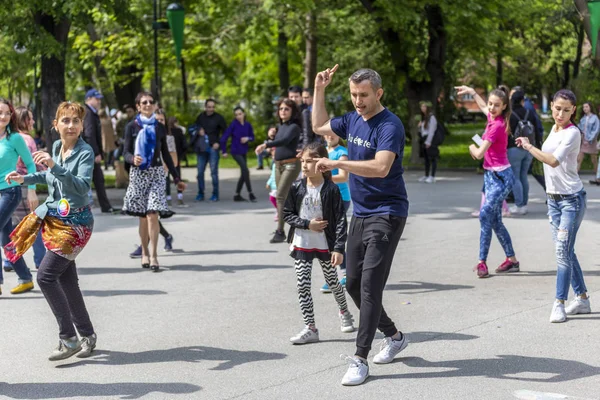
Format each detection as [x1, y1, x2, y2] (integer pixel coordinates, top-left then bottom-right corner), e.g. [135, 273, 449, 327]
[135, 113, 157, 170]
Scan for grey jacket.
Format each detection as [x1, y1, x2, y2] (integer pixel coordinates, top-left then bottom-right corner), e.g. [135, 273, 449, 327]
[23, 138, 94, 218]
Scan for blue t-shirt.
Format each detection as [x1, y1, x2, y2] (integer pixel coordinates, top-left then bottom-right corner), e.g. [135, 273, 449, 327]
[328, 145, 351, 201]
[330, 109, 408, 217]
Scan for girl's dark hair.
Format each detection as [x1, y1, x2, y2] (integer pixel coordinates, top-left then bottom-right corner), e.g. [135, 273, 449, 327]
[13, 106, 32, 133]
[156, 108, 170, 134]
[234, 106, 246, 122]
[167, 116, 178, 131]
[489, 85, 511, 135]
[135, 91, 155, 105]
[300, 142, 332, 180]
[581, 102, 594, 121]
[553, 89, 578, 126]
[276, 98, 301, 126]
[0, 97, 17, 136]
[420, 102, 433, 129]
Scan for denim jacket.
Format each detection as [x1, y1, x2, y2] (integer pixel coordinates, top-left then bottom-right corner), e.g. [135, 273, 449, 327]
[578, 114, 600, 143]
[22, 138, 94, 218]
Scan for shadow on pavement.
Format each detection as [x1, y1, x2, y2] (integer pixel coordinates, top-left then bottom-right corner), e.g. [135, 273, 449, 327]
[494, 270, 600, 277]
[385, 281, 474, 294]
[81, 290, 167, 297]
[167, 264, 290, 273]
[407, 331, 479, 343]
[371, 355, 600, 383]
[164, 249, 278, 257]
[0, 381, 200, 399]
[56, 346, 286, 371]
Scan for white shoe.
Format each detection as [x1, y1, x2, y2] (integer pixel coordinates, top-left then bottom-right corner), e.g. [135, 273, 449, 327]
[341, 355, 369, 386]
[425, 176, 435, 184]
[373, 334, 408, 364]
[418, 176, 428, 182]
[550, 300, 567, 323]
[565, 296, 591, 315]
[340, 310, 356, 333]
[509, 205, 528, 215]
[290, 326, 319, 344]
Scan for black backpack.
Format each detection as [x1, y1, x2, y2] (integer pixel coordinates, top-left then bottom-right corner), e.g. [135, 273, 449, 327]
[432, 121, 446, 146]
[513, 109, 535, 143]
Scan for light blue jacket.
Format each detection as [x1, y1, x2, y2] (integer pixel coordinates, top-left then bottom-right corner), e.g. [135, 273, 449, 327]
[266, 163, 277, 191]
[23, 138, 94, 218]
[578, 114, 600, 142]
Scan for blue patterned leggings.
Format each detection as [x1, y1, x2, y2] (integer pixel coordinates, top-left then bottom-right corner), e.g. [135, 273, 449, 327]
[479, 169, 516, 261]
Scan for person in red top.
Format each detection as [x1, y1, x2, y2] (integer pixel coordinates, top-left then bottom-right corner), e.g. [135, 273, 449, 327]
[456, 85, 520, 278]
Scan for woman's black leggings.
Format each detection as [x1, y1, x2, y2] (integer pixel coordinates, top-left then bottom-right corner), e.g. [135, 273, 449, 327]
[233, 154, 253, 194]
[424, 151, 437, 177]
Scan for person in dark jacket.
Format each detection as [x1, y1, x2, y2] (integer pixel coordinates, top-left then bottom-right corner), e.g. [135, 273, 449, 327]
[300, 88, 324, 149]
[191, 99, 227, 202]
[82, 89, 115, 213]
[221, 106, 256, 202]
[255, 98, 302, 243]
[283, 142, 355, 345]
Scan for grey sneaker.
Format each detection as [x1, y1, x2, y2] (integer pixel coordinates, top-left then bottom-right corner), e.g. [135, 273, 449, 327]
[373, 334, 408, 364]
[49, 337, 81, 361]
[76, 333, 97, 358]
[565, 296, 591, 315]
[340, 310, 356, 333]
[290, 326, 319, 344]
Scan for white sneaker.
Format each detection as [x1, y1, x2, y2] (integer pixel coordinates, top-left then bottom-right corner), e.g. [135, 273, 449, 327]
[425, 176, 436, 184]
[289, 326, 319, 344]
[418, 176, 428, 182]
[341, 355, 369, 386]
[340, 310, 356, 333]
[565, 296, 591, 315]
[549, 300, 567, 323]
[509, 205, 528, 215]
[373, 334, 408, 364]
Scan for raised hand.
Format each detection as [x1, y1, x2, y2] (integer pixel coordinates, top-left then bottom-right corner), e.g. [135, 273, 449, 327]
[454, 85, 475, 97]
[314, 64, 339, 89]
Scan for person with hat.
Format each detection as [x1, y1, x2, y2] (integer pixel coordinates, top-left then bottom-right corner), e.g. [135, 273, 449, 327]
[83, 89, 116, 213]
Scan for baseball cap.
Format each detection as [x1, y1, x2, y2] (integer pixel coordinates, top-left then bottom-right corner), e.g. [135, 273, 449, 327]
[85, 89, 104, 99]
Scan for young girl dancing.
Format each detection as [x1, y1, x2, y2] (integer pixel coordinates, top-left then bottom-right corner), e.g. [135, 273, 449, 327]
[283, 142, 355, 344]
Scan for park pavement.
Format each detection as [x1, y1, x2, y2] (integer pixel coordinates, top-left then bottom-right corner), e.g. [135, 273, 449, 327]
[1, 165, 600, 400]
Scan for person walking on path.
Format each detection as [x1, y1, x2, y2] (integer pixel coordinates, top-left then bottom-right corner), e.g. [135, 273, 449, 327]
[312, 66, 409, 386]
[283, 142, 355, 345]
[418, 102, 440, 183]
[99, 109, 116, 171]
[0, 98, 36, 295]
[122, 92, 186, 272]
[83, 89, 116, 213]
[220, 106, 256, 202]
[456, 85, 520, 278]
[254, 99, 302, 243]
[192, 99, 227, 202]
[577, 102, 600, 175]
[4, 101, 97, 360]
[515, 89, 591, 323]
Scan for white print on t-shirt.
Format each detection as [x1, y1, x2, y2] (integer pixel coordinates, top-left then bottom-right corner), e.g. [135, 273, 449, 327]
[292, 183, 329, 251]
[347, 133, 372, 148]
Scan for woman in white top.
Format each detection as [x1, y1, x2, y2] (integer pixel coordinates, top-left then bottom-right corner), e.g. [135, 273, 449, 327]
[418, 102, 439, 183]
[515, 89, 590, 323]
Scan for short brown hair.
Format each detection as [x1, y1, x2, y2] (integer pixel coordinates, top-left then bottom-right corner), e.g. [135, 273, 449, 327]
[55, 101, 86, 121]
[135, 91, 154, 105]
[13, 106, 32, 132]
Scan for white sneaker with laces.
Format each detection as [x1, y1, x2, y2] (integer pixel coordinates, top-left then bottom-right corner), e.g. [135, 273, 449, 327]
[425, 176, 436, 184]
[340, 310, 356, 333]
[289, 326, 319, 344]
[418, 176, 428, 182]
[373, 334, 408, 364]
[341, 355, 369, 386]
[565, 296, 591, 315]
[550, 300, 567, 323]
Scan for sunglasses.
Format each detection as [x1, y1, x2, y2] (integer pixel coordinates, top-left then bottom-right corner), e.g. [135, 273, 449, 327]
[140, 100, 155, 105]
[279, 107, 291, 111]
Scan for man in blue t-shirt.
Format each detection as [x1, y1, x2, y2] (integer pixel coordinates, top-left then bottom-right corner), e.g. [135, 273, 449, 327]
[312, 65, 409, 386]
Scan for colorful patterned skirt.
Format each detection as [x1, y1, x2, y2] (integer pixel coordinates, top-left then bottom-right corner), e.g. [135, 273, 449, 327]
[4, 206, 94, 262]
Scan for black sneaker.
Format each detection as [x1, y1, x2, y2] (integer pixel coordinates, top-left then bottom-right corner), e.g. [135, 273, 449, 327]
[249, 193, 257, 203]
[257, 166, 264, 170]
[233, 195, 248, 202]
[270, 230, 286, 243]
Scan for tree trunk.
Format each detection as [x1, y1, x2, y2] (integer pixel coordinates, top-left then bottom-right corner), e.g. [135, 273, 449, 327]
[303, 10, 318, 89]
[113, 66, 143, 109]
[277, 19, 290, 96]
[87, 23, 118, 109]
[181, 57, 189, 105]
[496, 50, 503, 87]
[572, 22, 584, 80]
[36, 12, 70, 146]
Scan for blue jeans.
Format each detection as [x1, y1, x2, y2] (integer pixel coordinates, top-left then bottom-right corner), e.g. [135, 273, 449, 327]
[0, 187, 33, 285]
[196, 149, 220, 197]
[507, 147, 533, 207]
[257, 150, 271, 168]
[479, 169, 515, 261]
[548, 190, 587, 300]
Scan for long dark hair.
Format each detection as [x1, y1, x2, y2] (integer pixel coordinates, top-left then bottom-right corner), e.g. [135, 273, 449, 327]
[581, 102, 594, 121]
[13, 106, 32, 133]
[276, 98, 301, 126]
[300, 141, 332, 180]
[489, 85, 511, 135]
[553, 89, 578, 127]
[420, 102, 433, 129]
[155, 108, 170, 135]
[0, 98, 17, 137]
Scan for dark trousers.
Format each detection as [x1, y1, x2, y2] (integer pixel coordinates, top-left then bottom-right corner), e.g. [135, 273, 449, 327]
[345, 215, 406, 359]
[232, 154, 253, 194]
[424, 152, 437, 177]
[37, 251, 94, 339]
[92, 162, 112, 211]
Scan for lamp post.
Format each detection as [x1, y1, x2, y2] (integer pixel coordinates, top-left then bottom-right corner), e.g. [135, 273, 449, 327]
[166, 3, 188, 104]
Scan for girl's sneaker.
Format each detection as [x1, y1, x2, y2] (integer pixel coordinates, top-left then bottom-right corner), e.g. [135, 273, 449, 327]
[341, 355, 369, 386]
[320, 283, 332, 293]
[290, 326, 319, 344]
[495, 259, 520, 273]
[418, 176, 428, 182]
[474, 262, 489, 278]
[550, 300, 567, 323]
[340, 310, 355, 333]
[565, 296, 591, 315]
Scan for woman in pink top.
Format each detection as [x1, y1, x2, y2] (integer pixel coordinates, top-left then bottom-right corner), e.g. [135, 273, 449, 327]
[455, 85, 520, 278]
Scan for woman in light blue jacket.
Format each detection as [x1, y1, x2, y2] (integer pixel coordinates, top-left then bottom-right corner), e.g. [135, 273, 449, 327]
[577, 102, 599, 175]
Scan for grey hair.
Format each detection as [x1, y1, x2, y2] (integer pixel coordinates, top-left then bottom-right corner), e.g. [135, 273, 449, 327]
[349, 69, 382, 90]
